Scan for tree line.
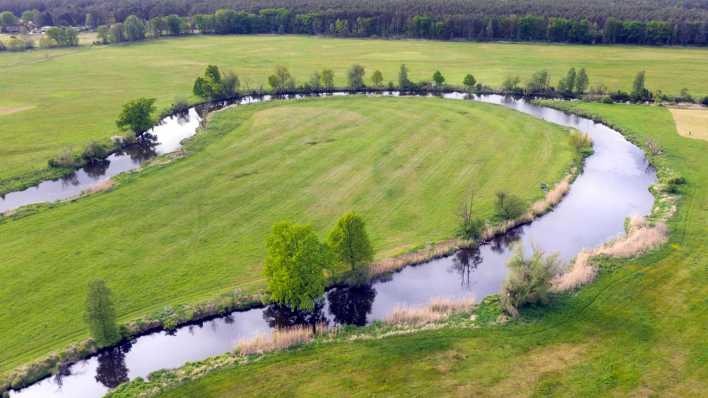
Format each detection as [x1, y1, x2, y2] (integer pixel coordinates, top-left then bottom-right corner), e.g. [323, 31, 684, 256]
[1, 0, 707, 46]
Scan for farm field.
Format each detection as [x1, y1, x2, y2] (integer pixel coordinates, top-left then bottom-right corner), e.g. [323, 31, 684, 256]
[0, 96, 576, 377]
[1, 35, 708, 193]
[147, 102, 708, 398]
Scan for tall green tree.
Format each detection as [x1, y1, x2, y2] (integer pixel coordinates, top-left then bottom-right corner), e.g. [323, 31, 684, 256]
[432, 70, 446, 87]
[264, 222, 332, 311]
[525, 70, 550, 94]
[463, 74, 477, 92]
[328, 212, 374, 284]
[84, 280, 121, 347]
[575, 68, 589, 95]
[558, 67, 576, 95]
[347, 64, 366, 90]
[116, 97, 156, 136]
[398, 64, 411, 90]
[371, 70, 384, 87]
[193, 65, 239, 100]
[0, 11, 17, 29]
[309, 71, 321, 90]
[123, 15, 146, 41]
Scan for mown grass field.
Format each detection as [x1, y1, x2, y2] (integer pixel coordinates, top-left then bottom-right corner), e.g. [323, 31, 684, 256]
[0, 96, 575, 376]
[1, 34, 707, 192]
[151, 102, 708, 398]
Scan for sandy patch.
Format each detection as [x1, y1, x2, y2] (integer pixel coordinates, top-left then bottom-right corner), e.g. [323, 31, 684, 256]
[668, 107, 708, 141]
[0, 105, 34, 116]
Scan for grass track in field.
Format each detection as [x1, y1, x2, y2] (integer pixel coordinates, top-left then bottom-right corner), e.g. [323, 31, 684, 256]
[1, 34, 707, 189]
[153, 102, 708, 398]
[0, 96, 575, 375]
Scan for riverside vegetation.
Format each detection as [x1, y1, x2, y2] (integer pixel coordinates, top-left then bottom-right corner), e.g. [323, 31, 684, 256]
[0, 96, 577, 390]
[2, 35, 708, 195]
[107, 100, 706, 398]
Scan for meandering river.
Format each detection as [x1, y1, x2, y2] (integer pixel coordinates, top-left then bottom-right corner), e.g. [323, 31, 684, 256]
[9, 93, 656, 398]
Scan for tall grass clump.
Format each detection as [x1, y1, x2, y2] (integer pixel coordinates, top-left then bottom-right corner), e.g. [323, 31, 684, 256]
[501, 245, 562, 318]
[569, 130, 593, 159]
[235, 323, 327, 356]
[385, 296, 475, 326]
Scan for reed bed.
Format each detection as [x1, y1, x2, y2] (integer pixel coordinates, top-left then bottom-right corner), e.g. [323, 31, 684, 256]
[235, 323, 328, 356]
[384, 296, 475, 326]
[552, 216, 669, 292]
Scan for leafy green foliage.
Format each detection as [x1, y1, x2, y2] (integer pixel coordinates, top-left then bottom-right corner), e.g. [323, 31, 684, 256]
[268, 65, 296, 93]
[456, 199, 483, 241]
[193, 65, 239, 100]
[501, 246, 561, 318]
[432, 70, 445, 87]
[84, 280, 120, 347]
[347, 64, 366, 90]
[494, 191, 526, 220]
[371, 70, 384, 87]
[327, 212, 374, 284]
[264, 222, 333, 311]
[398, 64, 411, 90]
[463, 74, 477, 91]
[116, 97, 156, 136]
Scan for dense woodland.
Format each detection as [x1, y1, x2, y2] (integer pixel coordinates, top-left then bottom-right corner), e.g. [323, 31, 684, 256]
[1, 0, 707, 45]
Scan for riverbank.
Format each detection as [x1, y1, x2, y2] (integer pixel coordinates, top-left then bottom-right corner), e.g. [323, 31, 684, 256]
[103, 102, 704, 398]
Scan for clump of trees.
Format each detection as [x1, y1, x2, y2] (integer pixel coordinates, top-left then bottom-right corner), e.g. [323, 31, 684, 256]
[85, 279, 121, 347]
[268, 65, 296, 93]
[501, 246, 561, 318]
[193, 65, 239, 100]
[116, 97, 157, 137]
[557, 67, 589, 96]
[347, 64, 366, 90]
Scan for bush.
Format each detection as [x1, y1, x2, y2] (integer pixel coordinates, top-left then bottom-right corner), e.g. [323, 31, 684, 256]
[701, 96, 708, 106]
[494, 191, 526, 221]
[501, 245, 561, 318]
[456, 199, 483, 241]
[609, 90, 631, 102]
[569, 131, 593, 158]
[81, 141, 110, 163]
[48, 149, 79, 168]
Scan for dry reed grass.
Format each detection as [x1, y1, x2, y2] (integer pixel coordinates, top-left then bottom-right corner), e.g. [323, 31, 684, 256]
[552, 216, 669, 292]
[235, 323, 327, 356]
[384, 296, 475, 326]
[81, 179, 114, 195]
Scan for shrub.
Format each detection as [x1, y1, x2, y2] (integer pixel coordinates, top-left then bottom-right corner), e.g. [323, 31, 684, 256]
[701, 96, 708, 106]
[569, 130, 593, 158]
[81, 141, 110, 163]
[48, 149, 79, 168]
[501, 246, 561, 318]
[456, 199, 483, 241]
[494, 191, 526, 220]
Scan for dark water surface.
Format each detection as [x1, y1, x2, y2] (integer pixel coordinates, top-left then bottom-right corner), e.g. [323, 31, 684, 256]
[9, 94, 656, 398]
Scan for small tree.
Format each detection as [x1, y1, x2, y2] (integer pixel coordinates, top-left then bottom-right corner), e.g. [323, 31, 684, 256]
[463, 74, 477, 92]
[432, 70, 445, 88]
[193, 65, 239, 100]
[116, 97, 156, 136]
[268, 65, 296, 93]
[328, 212, 374, 284]
[371, 70, 384, 87]
[309, 71, 321, 90]
[398, 64, 411, 90]
[631, 70, 651, 102]
[526, 70, 550, 94]
[501, 75, 521, 93]
[495, 191, 526, 220]
[264, 222, 332, 312]
[501, 246, 561, 318]
[347, 64, 366, 90]
[456, 199, 483, 241]
[85, 280, 121, 347]
[321, 69, 335, 91]
[575, 68, 589, 95]
[558, 67, 576, 95]
[0, 11, 18, 29]
[123, 15, 146, 41]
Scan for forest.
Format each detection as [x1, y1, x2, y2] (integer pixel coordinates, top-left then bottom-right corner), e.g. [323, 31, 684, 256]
[1, 0, 707, 46]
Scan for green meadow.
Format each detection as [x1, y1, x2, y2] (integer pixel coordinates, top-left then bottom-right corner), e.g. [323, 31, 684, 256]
[1, 35, 708, 192]
[146, 102, 706, 397]
[0, 96, 575, 376]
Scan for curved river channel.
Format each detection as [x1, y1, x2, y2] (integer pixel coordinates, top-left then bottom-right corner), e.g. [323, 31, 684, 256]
[9, 93, 656, 398]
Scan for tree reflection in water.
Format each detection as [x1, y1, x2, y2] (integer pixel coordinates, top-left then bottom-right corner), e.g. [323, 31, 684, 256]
[489, 227, 522, 253]
[262, 301, 327, 329]
[326, 284, 376, 326]
[449, 248, 483, 287]
[84, 160, 110, 178]
[95, 341, 132, 388]
[123, 138, 158, 163]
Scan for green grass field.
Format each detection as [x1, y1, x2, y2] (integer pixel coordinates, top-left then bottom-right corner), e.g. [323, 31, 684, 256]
[1, 35, 707, 193]
[150, 102, 708, 398]
[0, 96, 575, 376]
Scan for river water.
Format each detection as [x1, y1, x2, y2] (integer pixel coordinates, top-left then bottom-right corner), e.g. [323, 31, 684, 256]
[9, 93, 656, 398]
